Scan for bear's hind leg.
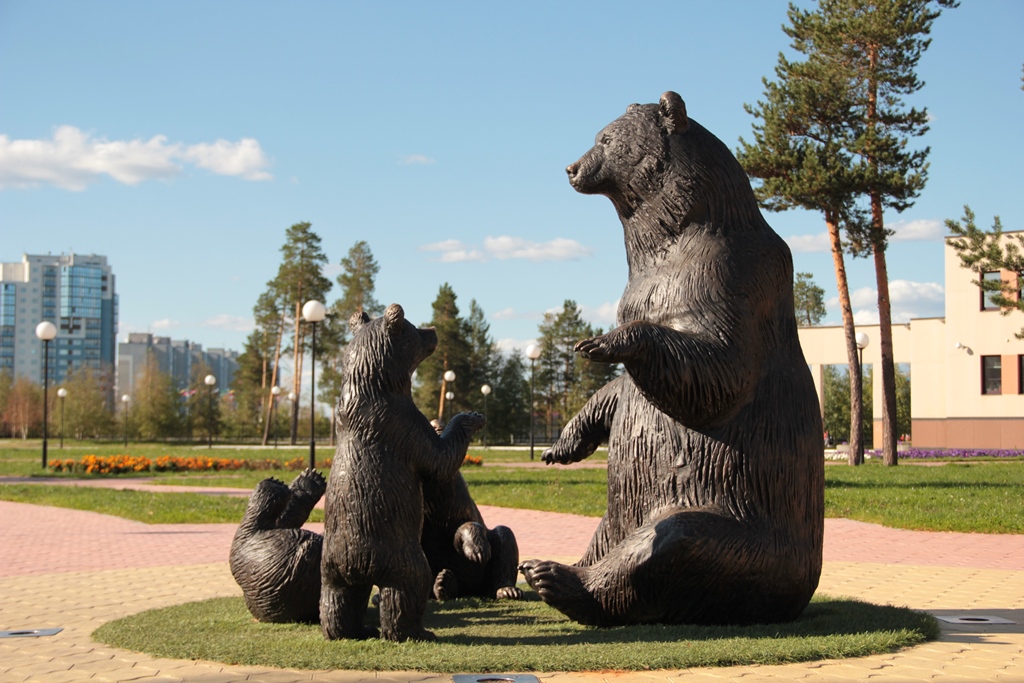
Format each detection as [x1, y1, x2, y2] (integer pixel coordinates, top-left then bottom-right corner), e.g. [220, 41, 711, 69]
[486, 525, 522, 600]
[320, 582, 377, 640]
[519, 559, 607, 625]
[377, 553, 435, 642]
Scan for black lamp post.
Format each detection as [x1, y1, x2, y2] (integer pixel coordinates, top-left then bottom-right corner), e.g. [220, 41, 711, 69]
[57, 387, 67, 449]
[121, 394, 130, 449]
[480, 384, 491, 448]
[302, 300, 326, 469]
[35, 321, 57, 469]
[526, 343, 542, 460]
[204, 374, 217, 448]
[270, 385, 281, 449]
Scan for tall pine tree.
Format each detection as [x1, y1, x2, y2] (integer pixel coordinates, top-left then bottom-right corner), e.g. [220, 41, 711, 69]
[267, 222, 332, 444]
[738, 0, 953, 465]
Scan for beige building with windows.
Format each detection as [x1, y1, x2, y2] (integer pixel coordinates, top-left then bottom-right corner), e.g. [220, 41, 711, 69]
[797, 231, 1023, 450]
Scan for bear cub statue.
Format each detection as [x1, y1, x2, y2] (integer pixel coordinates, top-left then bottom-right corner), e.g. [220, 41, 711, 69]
[422, 419, 522, 602]
[229, 467, 326, 624]
[320, 304, 486, 642]
[519, 92, 824, 627]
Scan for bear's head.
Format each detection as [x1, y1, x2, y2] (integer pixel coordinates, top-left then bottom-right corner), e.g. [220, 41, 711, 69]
[342, 303, 438, 400]
[567, 92, 765, 270]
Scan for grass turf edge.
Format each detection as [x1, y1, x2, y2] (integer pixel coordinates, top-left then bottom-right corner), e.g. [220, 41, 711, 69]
[91, 592, 938, 673]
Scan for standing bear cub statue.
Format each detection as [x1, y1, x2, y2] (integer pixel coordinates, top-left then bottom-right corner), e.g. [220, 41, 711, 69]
[320, 304, 486, 642]
[519, 92, 824, 627]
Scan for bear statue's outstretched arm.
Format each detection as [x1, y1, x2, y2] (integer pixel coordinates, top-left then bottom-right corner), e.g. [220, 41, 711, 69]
[276, 468, 327, 529]
[575, 313, 760, 427]
[542, 377, 622, 465]
[420, 411, 486, 481]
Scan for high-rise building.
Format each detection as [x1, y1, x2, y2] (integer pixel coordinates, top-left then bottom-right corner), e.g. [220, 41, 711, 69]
[116, 333, 238, 398]
[0, 253, 118, 386]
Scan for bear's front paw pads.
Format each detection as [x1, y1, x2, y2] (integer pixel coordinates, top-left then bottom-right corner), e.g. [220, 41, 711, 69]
[455, 522, 491, 564]
[574, 336, 620, 363]
[453, 411, 486, 433]
[542, 447, 572, 465]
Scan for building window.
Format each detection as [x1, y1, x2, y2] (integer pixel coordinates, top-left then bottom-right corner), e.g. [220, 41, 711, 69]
[1019, 355, 1024, 395]
[981, 271, 1002, 310]
[982, 355, 1002, 395]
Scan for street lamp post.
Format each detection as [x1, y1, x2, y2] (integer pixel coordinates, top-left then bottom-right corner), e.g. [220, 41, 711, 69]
[526, 343, 542, 461]
[270, 385, 281, 449]
[855, 332, 870, 462]
[480, 384, 491, 448]
[438, 369, 456, 423]
[35, 321, 57, 469]
[121, 394, 131, 449]
[302, 300, 326, 469]
[57, 388, 67, 449]
[204, 374, 217, 448]
[445, 390, 455, 424]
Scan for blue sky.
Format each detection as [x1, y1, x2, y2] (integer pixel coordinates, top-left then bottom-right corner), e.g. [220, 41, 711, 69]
[2, 0, 1021, 359]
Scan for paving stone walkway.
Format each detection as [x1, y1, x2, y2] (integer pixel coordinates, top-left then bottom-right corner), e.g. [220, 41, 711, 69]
[0, 484, 1022, 682]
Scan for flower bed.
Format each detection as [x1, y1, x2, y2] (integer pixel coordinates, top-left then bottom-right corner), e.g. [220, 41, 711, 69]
[866, 448, 1024, 460]
[49, 455, 333, 475]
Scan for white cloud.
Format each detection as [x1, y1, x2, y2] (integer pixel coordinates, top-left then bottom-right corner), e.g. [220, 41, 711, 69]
[180, 138, 272, 180]
[785, 232, 832, 253]
[399, 154, 435, 165]
[492, 307, 518, 321]
[495, 337, 539, 355]
[201, 314, 254, 332]
[419, 239, 486, 263]
[151, 318, 179, 331]
[0, 126, 272, 190]
[829, 280, 945, 326]
[484, 236, 594, 262]
[420, 236, 594, 263]
[889, 218, 943, 242]
[580, 300, 619, 327]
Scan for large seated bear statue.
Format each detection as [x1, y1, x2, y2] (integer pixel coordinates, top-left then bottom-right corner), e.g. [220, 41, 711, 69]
[519, 92, 824, 627]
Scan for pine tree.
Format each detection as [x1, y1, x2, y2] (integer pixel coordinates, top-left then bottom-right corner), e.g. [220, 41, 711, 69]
[794, 272, 828, 326]
[738, 0, 954, 465]
[319, 241, 385, 437]
[413, 284, 472, 422]
[267, 222, 333, 444]
[947, 206, 1024, 339]
[535, 301, 617, 439]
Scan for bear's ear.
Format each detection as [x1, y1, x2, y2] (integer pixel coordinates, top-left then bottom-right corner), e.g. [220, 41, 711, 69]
[383, 303, 405, 335]
[348, 310, 371, 333]
[659, 91, 689, 134]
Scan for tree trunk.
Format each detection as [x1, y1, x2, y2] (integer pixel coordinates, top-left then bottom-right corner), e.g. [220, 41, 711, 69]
[290, 300, 303, 445]
[872, 203, 899, 467]
[826, 213, 864, 466]
[866, 44, 898, 466]
[261, 314, 286, 446]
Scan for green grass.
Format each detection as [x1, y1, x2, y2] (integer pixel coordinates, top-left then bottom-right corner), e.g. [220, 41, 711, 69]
[0, 483, 267, 524]
[5, 440, 1024, 533]
[825, 460, 1024, 533]
[92, 593, 937, 673]
[462, 467, 609, 517]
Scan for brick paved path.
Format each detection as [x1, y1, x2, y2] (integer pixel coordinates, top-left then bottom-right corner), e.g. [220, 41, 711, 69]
[0, 481, 1022, 682]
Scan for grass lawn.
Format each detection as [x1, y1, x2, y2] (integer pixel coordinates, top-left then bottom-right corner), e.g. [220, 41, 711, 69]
[2, 440, 1022, 533]
[92, 593, 938, 673]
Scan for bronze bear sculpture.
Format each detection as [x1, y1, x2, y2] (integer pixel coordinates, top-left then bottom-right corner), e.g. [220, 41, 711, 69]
[229, 468, 326, 624]
[320, 304, 486, 642]
[422, 419, 522, 602]
[520, 92, 824, 627]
